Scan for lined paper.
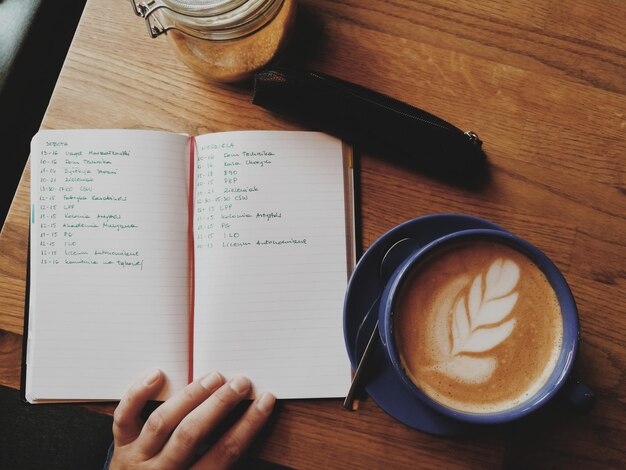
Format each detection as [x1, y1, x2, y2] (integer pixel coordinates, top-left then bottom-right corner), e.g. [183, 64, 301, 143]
[193, 131, 351, 398]
[27, 130, 190, 402]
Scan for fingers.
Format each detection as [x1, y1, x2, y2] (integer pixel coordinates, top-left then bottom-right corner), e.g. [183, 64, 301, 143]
[135, 371, 225, 457]
[113, 369, 164, 447]
[192, 392, 276, 470]
[114, 371, 276, 470]
[160, 375, 254, 468]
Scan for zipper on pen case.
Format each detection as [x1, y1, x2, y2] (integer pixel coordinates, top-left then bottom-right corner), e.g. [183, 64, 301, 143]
[306, 71, 482, 147]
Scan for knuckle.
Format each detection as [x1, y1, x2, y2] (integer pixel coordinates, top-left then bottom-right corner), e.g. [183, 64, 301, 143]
[212, 386, 236, 408]
[144, 411, 168, 439]
[213, 391, 229, 408]
[182, 386, 197, 403]
[218, 435, 244, 464]
[125, 385, 141, 403]
[112, 405, 128, 430]
[175, 424, 199, 451]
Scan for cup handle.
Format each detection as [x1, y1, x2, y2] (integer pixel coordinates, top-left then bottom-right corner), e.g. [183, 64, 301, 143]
[560, 376, 596, 413]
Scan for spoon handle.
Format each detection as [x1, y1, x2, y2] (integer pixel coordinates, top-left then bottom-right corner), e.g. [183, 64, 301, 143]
[344, 238, 422, 411]
[343, 319, 380, 410]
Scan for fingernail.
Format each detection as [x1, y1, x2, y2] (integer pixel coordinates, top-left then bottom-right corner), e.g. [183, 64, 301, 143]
[228, 375, 251, 395]
[143, 369, 162, 386]
[200, 371, 222, 390]
[255, 392, 276, 413]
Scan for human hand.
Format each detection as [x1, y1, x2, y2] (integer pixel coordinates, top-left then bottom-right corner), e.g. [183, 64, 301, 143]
[109, 370, 275, 469]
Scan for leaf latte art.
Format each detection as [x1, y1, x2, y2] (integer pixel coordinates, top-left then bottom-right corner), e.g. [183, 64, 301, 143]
[442, 258, 520, 383]
[394, 240, 563, 414]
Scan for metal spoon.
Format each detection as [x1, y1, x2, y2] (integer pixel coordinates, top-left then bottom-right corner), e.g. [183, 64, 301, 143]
[343, 237, 421, 410]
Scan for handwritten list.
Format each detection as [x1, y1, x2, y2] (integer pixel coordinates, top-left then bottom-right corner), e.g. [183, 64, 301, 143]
[193, 131, 352, 398]
[37, 141, 144, 269]
[27, 130, 190, 401]
[26, 129, 352, 403]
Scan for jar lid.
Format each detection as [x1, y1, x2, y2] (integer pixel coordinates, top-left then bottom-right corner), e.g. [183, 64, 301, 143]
[160, 0, 279, 36]
[131, 0, 283, 40]
[161, 0, 249, 17]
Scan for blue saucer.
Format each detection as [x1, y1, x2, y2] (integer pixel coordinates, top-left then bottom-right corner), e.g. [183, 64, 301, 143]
[343, 214, 507, 435]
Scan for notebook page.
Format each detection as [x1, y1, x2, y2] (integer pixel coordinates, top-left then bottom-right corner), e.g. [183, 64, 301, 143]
[27, 129, 190, 402]
[193, 131, 351, 398]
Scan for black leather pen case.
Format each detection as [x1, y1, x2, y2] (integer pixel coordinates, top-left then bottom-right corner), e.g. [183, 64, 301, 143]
[252, 67, 486, 172]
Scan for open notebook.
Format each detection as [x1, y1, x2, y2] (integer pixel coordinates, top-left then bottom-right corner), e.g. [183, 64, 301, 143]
[23, 129, 355, 403]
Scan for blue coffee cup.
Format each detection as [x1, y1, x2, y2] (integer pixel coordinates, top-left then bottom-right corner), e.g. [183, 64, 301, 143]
[378, 228, 595, 425]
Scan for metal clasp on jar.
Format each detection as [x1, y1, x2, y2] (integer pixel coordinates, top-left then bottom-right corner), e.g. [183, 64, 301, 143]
[130, 0, 260, 40]
[131, 0, 216, 38]
[129, 0, 170, 37]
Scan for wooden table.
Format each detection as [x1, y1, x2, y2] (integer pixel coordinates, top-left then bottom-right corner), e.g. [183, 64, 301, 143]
[1, 0, 624, 467]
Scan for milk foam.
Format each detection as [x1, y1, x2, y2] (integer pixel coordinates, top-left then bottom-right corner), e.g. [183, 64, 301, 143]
[396, 242, 564, 415]
[426, 258, 521, 384]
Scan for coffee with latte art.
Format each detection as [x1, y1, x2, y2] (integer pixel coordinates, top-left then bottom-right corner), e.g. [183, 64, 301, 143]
[394, 239, 563, 414]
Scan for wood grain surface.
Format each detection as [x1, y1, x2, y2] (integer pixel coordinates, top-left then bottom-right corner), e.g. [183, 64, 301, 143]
[1, 0, 624, 468]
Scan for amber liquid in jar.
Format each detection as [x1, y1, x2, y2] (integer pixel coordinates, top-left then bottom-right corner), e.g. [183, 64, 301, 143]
[166, 0, 296, 82]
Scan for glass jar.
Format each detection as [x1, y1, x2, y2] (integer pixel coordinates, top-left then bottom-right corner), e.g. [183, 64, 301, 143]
[131, 0, 297, 82]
